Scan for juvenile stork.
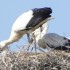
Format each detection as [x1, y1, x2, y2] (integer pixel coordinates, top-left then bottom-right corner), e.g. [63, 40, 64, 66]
[35, 31, 70, 51]
[0, 7, 52, 51]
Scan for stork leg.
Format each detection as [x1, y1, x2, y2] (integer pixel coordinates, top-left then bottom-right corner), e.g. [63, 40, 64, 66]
[26, 33, 33, 51]
[32, 33, 37, 52]
[31, 32, 46, 52]
[31, 26, 43, 52]
[30, 26, 43, 52]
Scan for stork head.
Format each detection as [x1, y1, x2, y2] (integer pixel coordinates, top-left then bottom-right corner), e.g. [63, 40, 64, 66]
[0, 40, 7, 51]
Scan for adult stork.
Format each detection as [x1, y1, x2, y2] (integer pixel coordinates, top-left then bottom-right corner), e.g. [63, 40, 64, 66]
[0, 7, 52, 51]
[35, 29, 70, 51]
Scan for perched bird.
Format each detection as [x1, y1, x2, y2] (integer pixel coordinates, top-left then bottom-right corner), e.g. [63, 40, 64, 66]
[0, 7, 52, 51]
[36, 32, 70, 51]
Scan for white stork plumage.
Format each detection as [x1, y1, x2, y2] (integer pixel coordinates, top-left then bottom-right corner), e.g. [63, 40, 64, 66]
[0, 7, 52, 51]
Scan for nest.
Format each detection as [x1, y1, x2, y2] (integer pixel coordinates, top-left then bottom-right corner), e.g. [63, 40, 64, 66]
[0, 50, 70, 70]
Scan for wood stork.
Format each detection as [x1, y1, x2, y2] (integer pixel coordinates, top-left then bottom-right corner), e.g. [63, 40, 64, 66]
[35, 31, 70, 51]
[0, 7, 52, 51]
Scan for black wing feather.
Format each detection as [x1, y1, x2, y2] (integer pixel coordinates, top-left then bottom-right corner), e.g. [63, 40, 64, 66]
[26, 14, 51, 30]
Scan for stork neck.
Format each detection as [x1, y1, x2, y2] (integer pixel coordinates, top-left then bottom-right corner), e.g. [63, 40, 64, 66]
[5, 39, 14, 46]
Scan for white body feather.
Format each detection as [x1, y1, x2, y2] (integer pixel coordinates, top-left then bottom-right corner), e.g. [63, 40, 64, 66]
[12, 10, 33, 32]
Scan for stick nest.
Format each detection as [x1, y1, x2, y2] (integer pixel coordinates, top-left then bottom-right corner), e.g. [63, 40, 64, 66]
[0, 50, 70, 70]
